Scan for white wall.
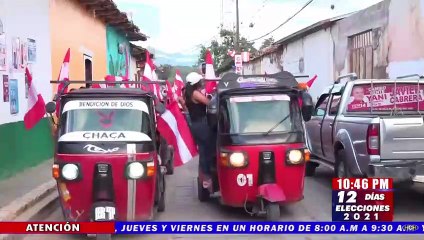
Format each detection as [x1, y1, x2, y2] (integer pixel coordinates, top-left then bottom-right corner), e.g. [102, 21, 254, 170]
[243, 28, 334, 99]
[0, 0, 52, 125]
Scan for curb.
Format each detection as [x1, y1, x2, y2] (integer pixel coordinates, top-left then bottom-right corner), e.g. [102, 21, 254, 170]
[0, 180, 56, 222]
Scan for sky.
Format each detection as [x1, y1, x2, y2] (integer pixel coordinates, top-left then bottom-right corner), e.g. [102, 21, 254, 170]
[114, 0, 383, 65]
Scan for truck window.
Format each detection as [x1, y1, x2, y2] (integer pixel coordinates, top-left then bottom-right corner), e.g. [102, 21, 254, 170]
[329, 94, 342, 115]
[346, 83, 424, 113]
[314, 95, 330, 116]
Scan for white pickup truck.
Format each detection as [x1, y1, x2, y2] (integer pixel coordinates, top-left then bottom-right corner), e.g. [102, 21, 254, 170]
[305, 73, 424, 184]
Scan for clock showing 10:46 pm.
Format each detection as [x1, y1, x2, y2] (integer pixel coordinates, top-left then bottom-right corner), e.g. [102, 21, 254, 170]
[331, 178, 394, 221]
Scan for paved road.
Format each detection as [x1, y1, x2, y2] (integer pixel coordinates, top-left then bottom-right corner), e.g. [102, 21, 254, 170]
[23, 159, 424, 240]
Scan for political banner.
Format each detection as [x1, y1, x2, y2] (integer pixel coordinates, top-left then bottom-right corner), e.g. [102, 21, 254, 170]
[347, 83, 424, 112]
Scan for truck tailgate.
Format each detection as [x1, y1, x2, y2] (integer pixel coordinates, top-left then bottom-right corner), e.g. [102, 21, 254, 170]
[380, 116, 424, 160]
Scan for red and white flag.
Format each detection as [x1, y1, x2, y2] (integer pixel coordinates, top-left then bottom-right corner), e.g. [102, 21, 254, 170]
[24, 67, 46, 130]
[165, 80, 174, 104]
[173, 69, 184, 97]
[204, 50, 218, 94]
[306, 74, 317, 88]
[55, 48, 70, 117]
[142, 51, 162, 101]
[92, 75, 128, 88]
[157, 101, 198, 166]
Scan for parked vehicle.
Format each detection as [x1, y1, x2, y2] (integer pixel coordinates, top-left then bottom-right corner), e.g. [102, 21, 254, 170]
[305, 73, 424, 184]
[200, 71, 314, 221]
[46, 81, 172, 240]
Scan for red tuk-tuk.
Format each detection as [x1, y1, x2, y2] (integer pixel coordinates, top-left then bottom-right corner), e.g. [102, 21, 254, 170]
[199, 71, 314, 221]
[46, 81, 172, 239]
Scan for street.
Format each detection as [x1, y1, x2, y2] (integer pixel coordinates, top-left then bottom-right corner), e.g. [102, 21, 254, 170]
[22, 158, 424, 240]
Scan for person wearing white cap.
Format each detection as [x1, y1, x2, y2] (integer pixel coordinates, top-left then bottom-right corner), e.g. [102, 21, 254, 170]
[184, 72, 213, 188]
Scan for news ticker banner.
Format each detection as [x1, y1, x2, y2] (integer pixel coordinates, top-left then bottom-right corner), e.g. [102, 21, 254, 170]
[0, 222, 422, 234]
[332, 178, 394, 221]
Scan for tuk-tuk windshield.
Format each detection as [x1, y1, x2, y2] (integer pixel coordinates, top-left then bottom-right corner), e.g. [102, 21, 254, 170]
[59, 99, 152, 142]
[224, 94, 302, 134]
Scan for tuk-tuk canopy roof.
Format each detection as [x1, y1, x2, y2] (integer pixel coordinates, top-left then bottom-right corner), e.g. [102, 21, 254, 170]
[217, 71, 306, 93]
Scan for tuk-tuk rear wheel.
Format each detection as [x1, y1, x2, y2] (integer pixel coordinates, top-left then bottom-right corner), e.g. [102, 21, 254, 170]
[96, 234, 111, 240]
[265, 203, 280, 221]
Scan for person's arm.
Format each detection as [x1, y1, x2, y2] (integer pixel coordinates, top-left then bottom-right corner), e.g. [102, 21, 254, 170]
[192, 90, 210, 105]
[178, 96, 188, 112]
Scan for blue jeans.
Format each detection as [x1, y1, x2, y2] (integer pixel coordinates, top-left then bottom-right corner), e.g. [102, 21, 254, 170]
[190, 117, 214, 176]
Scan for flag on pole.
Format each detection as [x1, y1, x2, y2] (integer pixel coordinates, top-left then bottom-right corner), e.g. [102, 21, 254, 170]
[157, 101, 198, 166]
[24, 67, 46, 130]
[204, 50, 218, 94]
[307, 74, 317, 88]
[173, 69, 184, 97]
[165, 80, 174, 104]
[55, 48, 70, 117]
[142, 51, 154, 92]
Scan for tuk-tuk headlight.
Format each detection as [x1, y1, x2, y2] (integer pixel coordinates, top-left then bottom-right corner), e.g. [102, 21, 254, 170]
[287, 149, 304, 164]
[62, 164, 79, 180]
[229, 152, 247, 167]
[127, 162, 145, 179]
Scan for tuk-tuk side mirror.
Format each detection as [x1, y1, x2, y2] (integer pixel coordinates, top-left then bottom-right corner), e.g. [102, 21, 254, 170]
[300, 91, 313, 122]
[46, 101, 56, 114]
[207, 96, 218, 129]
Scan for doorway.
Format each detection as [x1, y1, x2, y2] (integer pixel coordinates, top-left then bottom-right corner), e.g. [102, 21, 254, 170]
[84, 54, 93, 87]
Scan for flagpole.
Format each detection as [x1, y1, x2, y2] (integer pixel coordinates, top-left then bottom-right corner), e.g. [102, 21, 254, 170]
[235, 0, 240, 52]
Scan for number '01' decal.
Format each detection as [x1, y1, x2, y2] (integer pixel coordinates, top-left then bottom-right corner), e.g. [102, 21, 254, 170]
[237, 174, 253, 187]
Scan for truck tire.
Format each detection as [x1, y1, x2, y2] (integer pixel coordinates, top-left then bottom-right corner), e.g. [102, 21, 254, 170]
[305, 162, 318, 176]
[335, 149, 353, 177]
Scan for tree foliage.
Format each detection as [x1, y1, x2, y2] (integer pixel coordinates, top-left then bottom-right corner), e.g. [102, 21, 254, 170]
[197, 29, 257, 74]
[260, 37, 275, 50]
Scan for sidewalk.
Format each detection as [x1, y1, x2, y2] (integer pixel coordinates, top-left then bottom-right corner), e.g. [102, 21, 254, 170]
[0, 159, 53, 209]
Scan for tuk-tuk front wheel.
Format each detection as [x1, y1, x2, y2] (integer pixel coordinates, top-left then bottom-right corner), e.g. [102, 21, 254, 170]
[265, 203, 280, 221]
[305, 162, 318, 176]
[96, 234, 111, 240]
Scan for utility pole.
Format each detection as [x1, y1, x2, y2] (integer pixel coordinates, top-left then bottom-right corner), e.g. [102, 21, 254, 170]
[235, 0, 240, 52]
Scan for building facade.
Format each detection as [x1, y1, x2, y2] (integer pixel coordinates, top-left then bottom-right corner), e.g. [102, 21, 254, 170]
[243, 0, 424, 99]
[0, 0, 148, 179]
[0, 0, 54, 179]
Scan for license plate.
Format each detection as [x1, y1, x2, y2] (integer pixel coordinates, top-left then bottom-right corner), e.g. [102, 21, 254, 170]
[94, 206, 116, 221]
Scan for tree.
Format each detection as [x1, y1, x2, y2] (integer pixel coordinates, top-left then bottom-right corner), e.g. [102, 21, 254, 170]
[197, 29, 257, 74]
[260, 37, 275, 50]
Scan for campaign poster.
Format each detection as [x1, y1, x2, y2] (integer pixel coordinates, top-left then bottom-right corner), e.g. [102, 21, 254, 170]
[27, 38, 36, 63]
[12, 37, 21, 71]
[21, 41, 28, 70]
[9, 78, 19, 114]
[347, 83, 424, 112]
[2, 74, 8, 102]
[0, 33, 6, 71]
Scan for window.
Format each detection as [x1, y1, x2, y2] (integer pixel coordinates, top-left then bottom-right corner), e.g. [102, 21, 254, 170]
[329, 94, 342, 115]
[59, 100, 152, 137]
[223, 94, 301, 134]
[315, 94, 330, 116]
[349, 30, 373, 78]
[84, 55, 93, 87]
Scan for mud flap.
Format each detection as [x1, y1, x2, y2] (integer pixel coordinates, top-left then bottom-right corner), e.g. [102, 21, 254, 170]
[258, 183, 286, 203]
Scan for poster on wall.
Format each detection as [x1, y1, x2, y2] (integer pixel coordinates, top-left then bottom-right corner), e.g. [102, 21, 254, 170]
[9, 78, 18, 114]
[27, 38, 36, 62]
[0, 33, 6, 71]
[21, 41, 28, 70]
[2, 74, 9, 102]
[12, 37, 21, 71]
